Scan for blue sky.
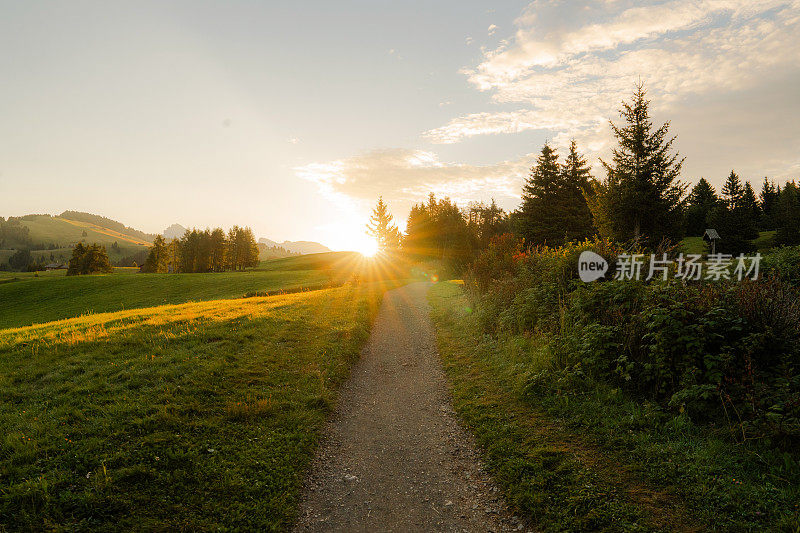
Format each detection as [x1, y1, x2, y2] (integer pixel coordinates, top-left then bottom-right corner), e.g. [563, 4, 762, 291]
[1, 1, 798, 250]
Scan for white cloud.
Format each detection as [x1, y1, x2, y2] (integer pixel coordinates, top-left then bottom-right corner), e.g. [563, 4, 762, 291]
[424, 0, 800, 181]
[295, 148, 530, 218]
[488, 24, 498, 36]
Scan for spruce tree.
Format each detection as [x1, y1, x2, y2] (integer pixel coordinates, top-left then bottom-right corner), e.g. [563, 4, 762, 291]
[519, 142, 563, 245]
[366, 197, 401, 252]
[776, 181, 800, 246]
[559, 140, 596, 243]
[588, 83, 686, 247]
[740, 181, 761, 240]
[721, 171, 744, 208]
[707, 172, 758, 254]
[759, 178, 780, 231]
[685, 178, 718, 236]
[143, 235, 168, 273]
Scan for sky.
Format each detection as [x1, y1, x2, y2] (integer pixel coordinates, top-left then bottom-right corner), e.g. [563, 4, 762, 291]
[1, 1, 799, 251]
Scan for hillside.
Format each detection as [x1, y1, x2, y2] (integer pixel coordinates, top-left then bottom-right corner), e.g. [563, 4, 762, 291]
[0, 213, 153, 267]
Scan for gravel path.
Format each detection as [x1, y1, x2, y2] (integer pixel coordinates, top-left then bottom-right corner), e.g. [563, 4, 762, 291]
[295, 282, 522, 532]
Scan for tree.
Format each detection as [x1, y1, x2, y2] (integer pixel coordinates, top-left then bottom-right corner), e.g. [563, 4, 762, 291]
[559, 140, 596, 242]
[226, 226, 259, 270]
[684, 178, 719, 236]
[776, 181, 800, 246]
[519, 143, 562, 245]
[67, 243, 113, 275]
[142, 235, 169, 273]
[366, 197, 401, 252]
[721, 170, 744, 209]
[707, 172, 758, 254]
[759, 178, 780, 231]
[740, 181, 761, 240]
[403, 194, 473, 266]
[209, 228, 227, 272]
[467, 199, 509, 249]
[587, 83, 686, 247]
[8, 249, 32, 271]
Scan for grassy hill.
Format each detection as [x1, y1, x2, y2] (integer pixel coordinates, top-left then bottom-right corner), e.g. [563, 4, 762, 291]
[0, 213, 152, 266]
[0, 282, 396, 530]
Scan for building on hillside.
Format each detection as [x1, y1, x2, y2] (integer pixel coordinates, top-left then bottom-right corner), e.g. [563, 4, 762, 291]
[44, 262, 67, 270]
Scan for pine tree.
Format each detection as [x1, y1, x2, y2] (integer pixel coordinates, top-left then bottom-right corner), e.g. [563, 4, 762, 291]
[776, 181, 800, 246]
[721, 171, 744, 208]
[684, 178, 719, 236]
[587, 83, 686, 247]
[759, 178, 780, 231]
[707, 172, 758, 254]
[519, 142, 562, 245]
[142, 235, 168, 273]
[740, 181, 761, 240]
[366, 197, 401, 252]
[559, 140, 596, 242]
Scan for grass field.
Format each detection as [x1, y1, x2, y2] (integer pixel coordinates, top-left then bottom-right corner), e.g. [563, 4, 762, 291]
[0, 269, 336, 330]
[0, 281, 396, 530]
[428, 281, 799, 531]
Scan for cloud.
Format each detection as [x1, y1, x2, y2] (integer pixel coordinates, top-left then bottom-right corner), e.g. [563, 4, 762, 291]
[424, 0, 800, 180]
[295, 148, 531, 217]
[488, 24, 497, 36]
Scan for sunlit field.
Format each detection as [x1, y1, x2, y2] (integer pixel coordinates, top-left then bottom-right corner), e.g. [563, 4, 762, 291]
[0, 281, 398, 530]
[0, 269, 332, 330]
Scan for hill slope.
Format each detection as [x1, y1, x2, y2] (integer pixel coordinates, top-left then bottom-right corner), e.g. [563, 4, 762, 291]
[0, 213, 152, 266]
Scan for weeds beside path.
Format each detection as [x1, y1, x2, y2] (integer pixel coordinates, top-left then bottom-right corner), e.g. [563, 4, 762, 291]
[429, 281, 702, 532]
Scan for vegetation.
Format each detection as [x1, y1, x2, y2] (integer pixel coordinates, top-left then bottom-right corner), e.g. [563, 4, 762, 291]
[0, 282, 395, 530]
[431, 276, 799, 530]
[58, 210, 157, 243]
[366, 197, 401, 251]
[0, 268, 333, 329]
[142, 226, 259, 273]
[66, 243, 114, 276]
[588, 84, 686, 247]
[518, 140, 595, 247]
[0, 214, 151, 271]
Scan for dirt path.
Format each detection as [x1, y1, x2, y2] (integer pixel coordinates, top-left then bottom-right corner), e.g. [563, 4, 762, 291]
[295, 282, 522, 532]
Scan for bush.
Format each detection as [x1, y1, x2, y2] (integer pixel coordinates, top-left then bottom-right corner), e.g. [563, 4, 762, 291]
[763, 245, 800, 284]
[470, 240, 800, 447]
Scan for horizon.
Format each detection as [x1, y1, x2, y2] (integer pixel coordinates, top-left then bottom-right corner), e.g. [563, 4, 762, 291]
[2, 1, 799, 251]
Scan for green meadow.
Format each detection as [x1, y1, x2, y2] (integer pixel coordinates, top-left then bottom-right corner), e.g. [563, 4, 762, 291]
[0, 269, 335, 330]
[0, 280, 397, 530]
[0, 253, 381, 330]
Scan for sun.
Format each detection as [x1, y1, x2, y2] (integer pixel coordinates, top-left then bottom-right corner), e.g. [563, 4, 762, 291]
[358, 238, 379, 257]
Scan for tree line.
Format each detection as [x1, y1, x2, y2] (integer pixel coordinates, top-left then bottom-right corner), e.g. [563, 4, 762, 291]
[141, 226, 259, 273]
[366, 82, 797, 263]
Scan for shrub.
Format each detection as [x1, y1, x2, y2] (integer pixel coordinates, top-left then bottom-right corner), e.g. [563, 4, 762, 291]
[762, 245, 800, 284]
[469, 239, 800, 447]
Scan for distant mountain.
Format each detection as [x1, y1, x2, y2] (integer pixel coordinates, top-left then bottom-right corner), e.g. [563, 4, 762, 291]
[258, 238, 331, 255]
[163, 224, 187, 240]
